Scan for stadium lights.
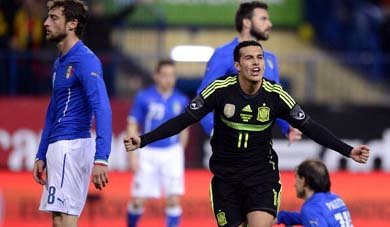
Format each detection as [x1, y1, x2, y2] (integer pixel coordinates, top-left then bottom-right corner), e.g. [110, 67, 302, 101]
[170, 45, 215, 62]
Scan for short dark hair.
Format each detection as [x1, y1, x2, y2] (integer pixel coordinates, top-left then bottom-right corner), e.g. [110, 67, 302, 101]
[155, 59, 175, 73]
[235, 1, 268, 33]
[233, 40, 263, 62]
[297, 159, 331, 193]
[47, 0, 88, 37]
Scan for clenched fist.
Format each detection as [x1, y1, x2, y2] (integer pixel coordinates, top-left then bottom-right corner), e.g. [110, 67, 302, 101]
[124, 136, 141, 152]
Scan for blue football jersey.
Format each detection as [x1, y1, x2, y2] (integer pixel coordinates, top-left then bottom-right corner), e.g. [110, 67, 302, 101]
[36, 41, 112, 164]
[129, 86, 188, 148]
[277, 192, 353, 227]
[197, 37, 289, 136]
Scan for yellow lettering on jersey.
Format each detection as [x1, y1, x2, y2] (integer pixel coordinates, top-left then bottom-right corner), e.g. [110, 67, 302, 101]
[240, 113, 252, 122]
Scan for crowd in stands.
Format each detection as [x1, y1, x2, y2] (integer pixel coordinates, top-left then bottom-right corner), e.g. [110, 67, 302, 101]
[0, 0, 137, 96]
[305, 0, 390, 82]
[0, 0, 389, 95]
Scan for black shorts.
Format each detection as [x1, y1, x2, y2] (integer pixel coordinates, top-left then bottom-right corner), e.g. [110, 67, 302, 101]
[210, 175, 281, 227]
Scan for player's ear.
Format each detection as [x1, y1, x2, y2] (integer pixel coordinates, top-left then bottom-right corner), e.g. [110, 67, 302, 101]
[67, 19, 78, 32]
[243, 18, 251, 30]
[234, 61, 241, 72]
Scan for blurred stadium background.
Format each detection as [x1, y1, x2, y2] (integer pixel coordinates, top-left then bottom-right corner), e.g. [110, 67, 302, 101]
[0, 0, 389, 226]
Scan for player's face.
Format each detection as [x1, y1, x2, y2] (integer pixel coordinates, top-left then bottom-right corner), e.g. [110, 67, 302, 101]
[295, 173, 306, 199]
[44, 7, 70, 42]
[249, 8, 272, 41]
[154, 64, 176, 92]
[235, 45, 265, 83]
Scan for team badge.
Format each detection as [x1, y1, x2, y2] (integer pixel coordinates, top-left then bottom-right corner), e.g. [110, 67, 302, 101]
[223, 104, 235, 118]
[66, 65, 74, 79]
[216, 210, 227, 226]
[257, 104, 270, 122]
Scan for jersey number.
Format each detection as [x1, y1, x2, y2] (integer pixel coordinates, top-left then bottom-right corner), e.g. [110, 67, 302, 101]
[334, 211, 352, 227]
[47, 186, 56, 204]
[237, 132, 249, 148]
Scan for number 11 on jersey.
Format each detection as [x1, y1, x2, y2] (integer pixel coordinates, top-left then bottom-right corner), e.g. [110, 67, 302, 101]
[237, 132, 249, 148]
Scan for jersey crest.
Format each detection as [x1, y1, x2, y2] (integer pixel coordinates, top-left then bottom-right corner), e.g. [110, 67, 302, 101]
[257, 104, 270, 122]
[223, 104, 235, 118]
[216, 210, 227, 226]
[66, 65, 74, 79]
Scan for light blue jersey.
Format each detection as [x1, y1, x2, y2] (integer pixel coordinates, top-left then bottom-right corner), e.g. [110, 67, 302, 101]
[36, 41, 112, 165]
[197, 37, 289, 136]
[277, 192, 353, 227]
[129, 86, 188, 148]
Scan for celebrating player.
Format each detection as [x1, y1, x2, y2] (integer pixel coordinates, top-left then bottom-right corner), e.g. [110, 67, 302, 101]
[124, 41, 369, 227]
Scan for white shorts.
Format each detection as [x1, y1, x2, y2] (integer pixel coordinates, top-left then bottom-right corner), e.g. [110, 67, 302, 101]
[39, 138, 94, 216]
[131, 143, 184, 198]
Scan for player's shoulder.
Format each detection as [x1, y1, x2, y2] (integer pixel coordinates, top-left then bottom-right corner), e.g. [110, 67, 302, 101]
[262, 78, 295, 107]
[137, 86, 155, 96]
[201, 75, 237, 97]
[263, 49, 277, 58]
[302, 196, 323, 214]
[173, 89, 187, 98]
[262, 77, 280, 87]
[208, 74, 237, 85]
[172, 89, 189, 104]
[73, 43, 101, 65]
[214, 38, 238, 55]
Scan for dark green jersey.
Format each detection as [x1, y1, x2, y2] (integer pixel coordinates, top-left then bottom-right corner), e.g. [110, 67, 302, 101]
[187, 76, 300, 181]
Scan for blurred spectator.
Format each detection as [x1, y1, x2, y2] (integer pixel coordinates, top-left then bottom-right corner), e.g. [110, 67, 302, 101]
[304, 0, 386, 82]
[380, 1, 390, 79]
[350, 0, 384, 80]
[10, 0, 44, 51]
[7, 0, 47, 94]
[83, 0, 137, 96]
[0, 0, 22, 94]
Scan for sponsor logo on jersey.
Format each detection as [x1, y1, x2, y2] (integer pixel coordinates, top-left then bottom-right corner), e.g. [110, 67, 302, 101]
[257, 104, 270, 122]
[217, 210, 227, 226]
[57, 198, 65, 206]
[223, 104, 235, 118]
[242, 104, 252, 112]
[66, 65, 74, 79]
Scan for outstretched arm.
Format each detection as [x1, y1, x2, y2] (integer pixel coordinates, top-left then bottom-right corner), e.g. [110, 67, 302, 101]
[124, 111, 198, 152]
[298, 117, 369, 163]
[277, 211, 302, 226]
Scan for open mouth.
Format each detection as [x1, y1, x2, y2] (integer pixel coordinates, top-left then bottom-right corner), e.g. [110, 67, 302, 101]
[252, 67, 260, 74]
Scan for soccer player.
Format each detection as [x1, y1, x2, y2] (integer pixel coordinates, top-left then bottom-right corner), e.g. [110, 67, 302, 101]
[277, 159, 353, 227]
[198, 1, 301, 143]
[124, 40, 369, 227]
[126, 60, 189, 227]
[32, 1, 112, 226]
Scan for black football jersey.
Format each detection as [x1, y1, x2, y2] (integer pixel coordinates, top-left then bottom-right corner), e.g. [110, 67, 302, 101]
[187, 75, 308, 181]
